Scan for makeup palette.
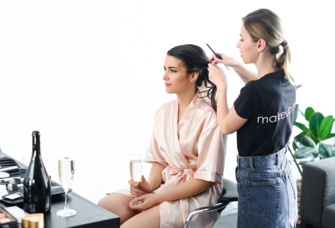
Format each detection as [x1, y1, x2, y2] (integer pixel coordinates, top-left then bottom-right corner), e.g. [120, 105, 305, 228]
[0, 206, 18, 228]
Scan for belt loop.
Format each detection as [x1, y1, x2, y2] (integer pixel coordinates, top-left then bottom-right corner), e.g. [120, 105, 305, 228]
[236, 155, 239, 167]
[276, 152, 279, 167]
[249, 157, 254, 171]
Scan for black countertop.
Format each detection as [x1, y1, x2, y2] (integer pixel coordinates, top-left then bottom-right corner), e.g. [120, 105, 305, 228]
[0, 151, 120, 228]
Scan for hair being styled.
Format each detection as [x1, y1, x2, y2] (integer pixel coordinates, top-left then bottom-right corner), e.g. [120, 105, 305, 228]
[242, 9, 294, 84]
[167, 44, 217, 111]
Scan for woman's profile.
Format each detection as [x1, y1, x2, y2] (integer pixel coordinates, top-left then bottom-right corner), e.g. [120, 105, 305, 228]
[98, 44, 227, 228]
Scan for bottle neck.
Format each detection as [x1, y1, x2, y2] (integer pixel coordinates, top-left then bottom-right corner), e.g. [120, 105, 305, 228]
[32, 135, 41, 158]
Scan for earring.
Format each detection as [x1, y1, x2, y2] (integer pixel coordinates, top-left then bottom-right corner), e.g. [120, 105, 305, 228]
[191, 80, 193, 83]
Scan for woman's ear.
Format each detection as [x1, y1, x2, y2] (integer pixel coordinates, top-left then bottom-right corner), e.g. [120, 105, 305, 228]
[191, 72, 199, 82]
[257, 39, 267, 52]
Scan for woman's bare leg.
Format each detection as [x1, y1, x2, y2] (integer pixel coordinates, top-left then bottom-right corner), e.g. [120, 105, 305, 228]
[97, 193, 139, 224]
[121, 205, 160, 228]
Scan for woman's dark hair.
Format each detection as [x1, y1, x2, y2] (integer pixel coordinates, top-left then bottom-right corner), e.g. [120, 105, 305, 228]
[167, 44, 217, 111]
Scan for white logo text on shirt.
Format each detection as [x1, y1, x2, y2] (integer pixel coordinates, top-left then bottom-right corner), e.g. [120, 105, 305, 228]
[257, 102, 296, 124]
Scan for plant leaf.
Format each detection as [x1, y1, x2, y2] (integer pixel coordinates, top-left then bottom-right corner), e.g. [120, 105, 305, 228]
[309, 112, 324, 139]
[324, 133, 335, 140]
[322, 144, 335, 157]
[329, 145, 335, 157]
[299, 160, 311, 166]
[294, 147, 318, 159]
[294, 135, 316, 148]
[286, 141, 291, 147]
[296, 84, 303, 90]
[298, 130, 309, 136]
[293, 104, 299, 123]
[294, 122, 309, 132]
[292, 141, 298, 151]
[312, 150, 319, 158]
[305, 107, 315, 121]
[309, 132, 320, 144]
[299, 110, 305, 117]
[319, 143, 332, 158]
[319, 116, 334, 140]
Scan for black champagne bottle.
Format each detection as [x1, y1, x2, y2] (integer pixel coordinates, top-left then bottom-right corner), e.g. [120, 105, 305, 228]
[23, 131, 51, 213]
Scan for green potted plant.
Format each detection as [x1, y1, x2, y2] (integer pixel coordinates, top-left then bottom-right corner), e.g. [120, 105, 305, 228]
[288, 104, 335, 176]
[286, 86, 335, 225]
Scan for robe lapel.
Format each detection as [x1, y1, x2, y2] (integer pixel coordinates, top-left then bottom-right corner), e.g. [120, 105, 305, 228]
[172, 93, 201, 165]
[173, 101, 181, 153]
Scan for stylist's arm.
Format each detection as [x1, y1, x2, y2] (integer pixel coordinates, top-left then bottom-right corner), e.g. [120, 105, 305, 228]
[208, 62, 247, 134]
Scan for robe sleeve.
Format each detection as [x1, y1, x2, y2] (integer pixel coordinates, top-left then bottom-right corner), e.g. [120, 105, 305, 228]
[193, 124, 226, 185]
[143, 112, 169, 167]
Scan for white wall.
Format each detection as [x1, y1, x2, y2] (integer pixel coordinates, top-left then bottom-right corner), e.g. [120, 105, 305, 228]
[0, 1, 334, 204]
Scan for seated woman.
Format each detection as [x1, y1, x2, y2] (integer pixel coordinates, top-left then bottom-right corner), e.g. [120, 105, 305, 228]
[98, 44, 227, 228]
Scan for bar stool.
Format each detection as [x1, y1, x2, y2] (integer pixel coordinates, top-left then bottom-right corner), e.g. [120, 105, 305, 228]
[184, 178, 238, 228]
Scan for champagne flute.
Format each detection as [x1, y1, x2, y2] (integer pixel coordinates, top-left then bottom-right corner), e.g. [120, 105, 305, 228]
[129, 154, 142, 206]
[57, 157, 76, 217]
[130, 154, 142, 186]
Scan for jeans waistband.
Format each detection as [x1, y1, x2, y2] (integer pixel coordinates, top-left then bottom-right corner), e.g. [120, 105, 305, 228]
[237, 147, 287, 170]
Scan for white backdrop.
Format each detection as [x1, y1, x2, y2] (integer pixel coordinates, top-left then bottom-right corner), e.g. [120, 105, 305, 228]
[0, 0, 334, 205]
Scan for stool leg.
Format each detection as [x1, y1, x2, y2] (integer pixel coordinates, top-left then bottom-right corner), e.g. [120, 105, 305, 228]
[184, 202, 230, 228]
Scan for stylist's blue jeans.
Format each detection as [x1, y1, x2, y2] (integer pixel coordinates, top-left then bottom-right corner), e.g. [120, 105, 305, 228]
[236, 148, 298, 228]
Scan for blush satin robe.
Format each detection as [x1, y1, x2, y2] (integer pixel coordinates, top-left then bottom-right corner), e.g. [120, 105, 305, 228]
[115, 93, 227, 228]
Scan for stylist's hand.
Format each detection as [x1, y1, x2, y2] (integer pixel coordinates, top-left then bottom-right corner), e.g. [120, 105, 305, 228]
[208, 53, 239, 67]
[129, 193, 161, 212]
[208, 63, 227, 89]
[128, 175, 152, 198]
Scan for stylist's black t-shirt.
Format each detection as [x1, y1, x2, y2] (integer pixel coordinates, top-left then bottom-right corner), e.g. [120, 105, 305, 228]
[234, 70, 296, 156]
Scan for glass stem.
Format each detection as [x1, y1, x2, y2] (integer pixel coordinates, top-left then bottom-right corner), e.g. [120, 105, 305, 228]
[64, 190, 69, 210]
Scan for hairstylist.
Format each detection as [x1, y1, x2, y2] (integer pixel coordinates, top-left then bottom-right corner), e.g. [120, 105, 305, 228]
[207, 8, 298, 228]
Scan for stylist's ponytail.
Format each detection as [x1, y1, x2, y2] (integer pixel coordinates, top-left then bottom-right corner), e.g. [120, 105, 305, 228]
[275, 40, 293, 83]
[243, 9, 295, 84]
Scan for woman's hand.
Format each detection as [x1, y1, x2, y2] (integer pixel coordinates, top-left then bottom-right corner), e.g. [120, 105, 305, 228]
[207, 63, 228, 89]
[129, 193, 161, 212]
[128, 175, 152, 198]
[208, 53, 239, 67]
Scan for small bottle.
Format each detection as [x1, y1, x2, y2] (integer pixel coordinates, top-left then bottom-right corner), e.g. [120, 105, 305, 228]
[23, 131, 51, 213]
